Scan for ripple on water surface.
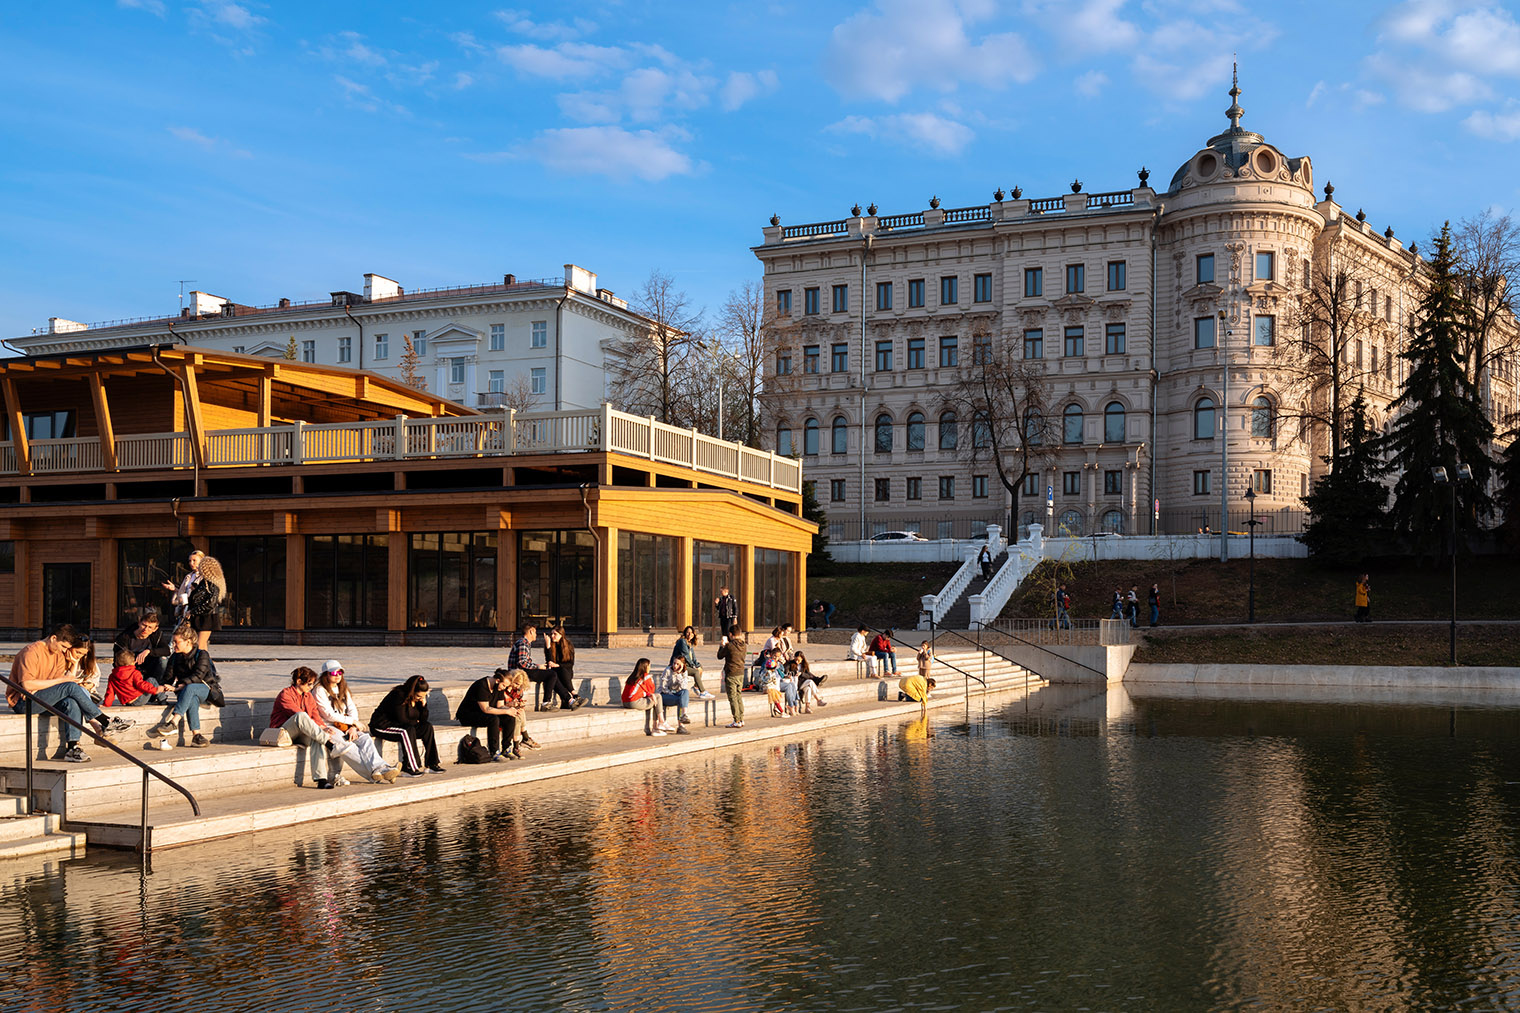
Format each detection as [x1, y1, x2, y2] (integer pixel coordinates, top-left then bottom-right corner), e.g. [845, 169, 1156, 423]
[5, 697, 1520, 1012]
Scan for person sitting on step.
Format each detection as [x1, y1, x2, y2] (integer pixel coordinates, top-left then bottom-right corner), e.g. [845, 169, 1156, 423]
[150, 625, 220, 749]
[456, 668, 525, 761]
[658, 656, 694, 732]
[369, 675, 443, 777]
[269, 666, 359, 790]
[103, 646, 167, 707]
[622, 659, 678, 736]
[313, 660, 398, 783]
[7, 624, 130, 764]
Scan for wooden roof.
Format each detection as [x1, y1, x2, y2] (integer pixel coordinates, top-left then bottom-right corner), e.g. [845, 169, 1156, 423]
[0, 344, 473, 420]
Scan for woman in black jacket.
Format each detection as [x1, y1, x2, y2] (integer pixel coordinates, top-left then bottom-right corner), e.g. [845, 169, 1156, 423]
[369, 675, 442, 776]
[149, 625, 223, 747]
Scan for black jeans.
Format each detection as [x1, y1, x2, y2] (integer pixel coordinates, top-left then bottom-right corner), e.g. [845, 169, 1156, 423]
[457, 705, 518, 754]
[545, 663, 575, 707]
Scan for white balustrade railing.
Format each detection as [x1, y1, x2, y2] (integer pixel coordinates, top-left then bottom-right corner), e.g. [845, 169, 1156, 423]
[0, 406, 801, 492]
[968, 546, 1038, 628]
[918, 549, 981, 630]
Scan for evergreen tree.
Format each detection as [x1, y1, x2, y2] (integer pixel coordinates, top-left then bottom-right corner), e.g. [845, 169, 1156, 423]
[1381, 223, 1495, 556]
[801, 479, 830, 561]
[1497, 422, 1520, 547]
[1300, 389, 1388, 564]
[283, 335, 298, 360]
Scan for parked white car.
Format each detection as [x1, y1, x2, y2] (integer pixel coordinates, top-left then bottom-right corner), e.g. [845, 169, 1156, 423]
[871, 530, 926, 542]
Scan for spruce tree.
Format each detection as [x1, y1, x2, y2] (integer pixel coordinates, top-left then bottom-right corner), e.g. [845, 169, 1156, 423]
[1497, 423, 1520, 547]
[1381, 223, 1495, 556]
[801, 479, 830, 561]
[1301, 389, 1388, 564]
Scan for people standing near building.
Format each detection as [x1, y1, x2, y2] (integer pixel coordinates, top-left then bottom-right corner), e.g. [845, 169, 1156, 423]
[7, 625, 129, 763]
[185, 554, 226, 652]
[455, 668, 524, 761]
[544, 625, 586, 711]
[1051, 584, 1073, 630]
[978, 545, 994, 581]
[871, 629, 898, 675]
[161, 548, 203, 625]
[670, 626, 713, 699]
[1127, 586, 1141, 628]
[270, 667, 357, 790]
[718, 624, 747, 728]
[314, 661, 398, 782]
[812, 600, 836, 629]
[1148, 583, 1161, 628]
[848, 627, 878, 677]
[369, 675, 442, 777]
[1355, 574, 1372, 623]
[114, 607, 172, 686]
[714, 586, 739, 639]
[151, 625, 222, 748]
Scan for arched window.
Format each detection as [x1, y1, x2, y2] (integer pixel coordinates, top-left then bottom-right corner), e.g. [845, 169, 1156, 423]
[1101, 509, 1125, 534]
[875, 413, 894, 454]
[1058, 509, 1085, 536]
[1063, 404, 1084, 445]
[939, 411, 958, 451]
[1251, 397, 1275, 438]
[776, 425, 793, 457]
[1194, 397, 1215, 440]
[832, 416, 848, 454]
[1104, 402, 1126, 444]
[972, 411, 991, 449]
[803, 417, 819, 456]
[906, 411, 925, 451]
[1024, 410, 1043, 445]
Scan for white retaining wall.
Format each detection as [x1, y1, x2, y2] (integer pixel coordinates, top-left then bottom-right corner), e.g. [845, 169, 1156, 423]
[831, 526, 1005, 564]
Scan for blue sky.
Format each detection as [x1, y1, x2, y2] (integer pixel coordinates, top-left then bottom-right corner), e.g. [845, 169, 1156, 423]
[4, 0, 1520, 339]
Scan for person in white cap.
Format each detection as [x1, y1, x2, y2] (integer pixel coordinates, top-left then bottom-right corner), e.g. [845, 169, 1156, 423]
[313, 659, 398, 784]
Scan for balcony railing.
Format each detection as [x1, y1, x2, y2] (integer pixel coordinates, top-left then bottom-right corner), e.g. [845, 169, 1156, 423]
[0, 406, 802, 493]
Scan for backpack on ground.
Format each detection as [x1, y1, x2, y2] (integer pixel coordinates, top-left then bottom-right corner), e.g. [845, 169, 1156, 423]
[457, 733, 492, 764]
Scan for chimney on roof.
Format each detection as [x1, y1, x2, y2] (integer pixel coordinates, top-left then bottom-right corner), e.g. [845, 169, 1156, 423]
[278, 297, 291, 308]
[188, 290, 228, 317]
[565, 264, 596, 295]
[597, 288, 628, 309]
[48, 318, 87, 334]
[364, 274, 401, 301]
[221, 303, 237, 317]
[504, 273, 516, 285]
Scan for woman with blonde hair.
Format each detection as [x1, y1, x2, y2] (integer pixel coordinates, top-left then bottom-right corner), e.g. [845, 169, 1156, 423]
[185, 554, 226, 651]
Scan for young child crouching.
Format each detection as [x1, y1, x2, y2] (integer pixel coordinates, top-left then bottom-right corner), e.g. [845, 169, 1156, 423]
[103, 647, 167, 707]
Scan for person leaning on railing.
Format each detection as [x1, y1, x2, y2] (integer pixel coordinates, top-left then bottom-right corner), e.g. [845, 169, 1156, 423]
[7, 623, 132, 763]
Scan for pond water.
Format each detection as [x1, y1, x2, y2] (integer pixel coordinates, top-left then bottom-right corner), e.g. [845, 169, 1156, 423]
[6, 686, 1520, 1012]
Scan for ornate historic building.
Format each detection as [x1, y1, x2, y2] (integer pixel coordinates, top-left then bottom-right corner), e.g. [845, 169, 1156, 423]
[753, 79, 1518, 541]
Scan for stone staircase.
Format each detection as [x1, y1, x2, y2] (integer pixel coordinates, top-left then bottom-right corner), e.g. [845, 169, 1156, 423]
[0, 794, 85, 862]
[0, 651, 1045, 854]
[937, 552, 1008, 629]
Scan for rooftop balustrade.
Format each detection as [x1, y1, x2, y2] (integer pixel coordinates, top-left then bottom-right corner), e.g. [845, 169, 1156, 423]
[0, 404, 803, 493]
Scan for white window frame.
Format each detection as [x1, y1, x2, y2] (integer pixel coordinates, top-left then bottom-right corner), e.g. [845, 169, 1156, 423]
[530, 367, 546, 395]
[489, 323, 505, 351]
[531, 321, 547, 348]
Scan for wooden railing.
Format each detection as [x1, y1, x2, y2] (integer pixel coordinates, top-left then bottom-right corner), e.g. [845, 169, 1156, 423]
[1, 406, 802, 493]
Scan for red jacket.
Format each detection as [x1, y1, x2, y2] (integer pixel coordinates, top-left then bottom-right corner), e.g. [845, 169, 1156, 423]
[103, 664, 161, 707]
[870, 634, 894, 654]
[270, 686, 328, 730]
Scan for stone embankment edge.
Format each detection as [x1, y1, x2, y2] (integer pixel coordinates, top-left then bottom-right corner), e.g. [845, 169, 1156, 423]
[1125, 662, 1520, 690]
[88, 681, 1031, 851]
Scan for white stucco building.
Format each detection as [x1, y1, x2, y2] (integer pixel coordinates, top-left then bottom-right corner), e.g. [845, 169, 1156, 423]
[10, 264, 654, 413]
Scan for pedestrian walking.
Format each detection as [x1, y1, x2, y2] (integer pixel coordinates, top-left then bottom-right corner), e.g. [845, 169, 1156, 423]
[1126, 586, 1140, 628]
[1355, 574, 1371, 623]
[717, 624, 747, 728]
[978, 545, 993, 581]
[1148, 583, 1161, 627]
[1050, 584, 1072, 630]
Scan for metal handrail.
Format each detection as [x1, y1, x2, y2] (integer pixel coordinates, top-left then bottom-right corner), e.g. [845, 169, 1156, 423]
[927, 621, 1034, 694]
[851, 620, 986, 691]
[966, 620, 1109, 680]
[3, 675, 201, 854]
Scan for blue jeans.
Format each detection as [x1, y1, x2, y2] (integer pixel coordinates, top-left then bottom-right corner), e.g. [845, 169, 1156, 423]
[818, 603, 836, 627]
[874, 650, 897, 675]
[1150, 604, 1160, 626]
[660, 688, 689, 715]
[15, 683, 103, 744]
[173, 682, 209, 731]
[780, 679, 799, 709]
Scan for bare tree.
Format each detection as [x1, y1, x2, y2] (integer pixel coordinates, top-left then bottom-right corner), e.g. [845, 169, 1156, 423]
[939, 332, 1055, 537]
[1281, 251, 1391, 463]
[495, 373, 540, 413]
[398, 334, 426, 390]
[606, 269, 703, 426]
[714, 280, 771, 446]
[1451, 209, 1520, 396]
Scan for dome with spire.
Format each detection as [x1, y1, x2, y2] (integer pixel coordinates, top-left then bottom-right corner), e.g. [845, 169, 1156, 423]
[1166, 64, 1312, 197]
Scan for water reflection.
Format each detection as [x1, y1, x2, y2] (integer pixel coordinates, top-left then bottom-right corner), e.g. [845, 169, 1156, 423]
[3, 696, 1520, 1011]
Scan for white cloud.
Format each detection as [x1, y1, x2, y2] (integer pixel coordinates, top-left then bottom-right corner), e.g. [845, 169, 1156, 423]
[824, 0, 1037, 102]
[195, 0, 264, 31]
[449, 30, 487, 53]
[336, 30, 386, 66]
[1033, 0, 1141, 54]
[1306, 80, 1327, 107]
[529, 126, 696, 181]
[1466, 101, 1520, 140]
[454, 71, 474, 90]
[334, 75, 409, 116]
[1369, 1, 1520, 120]
[117, 0, 166, 15]
[1132, 49, 1233, 102]
[558, 67, 719, 124]
[1368, 51, 1492, 112]
[498, 42, 625, 81]
[494, 9, 596, 41]
[720, 70, 780, 111]
[1073, 70, 1108, 97]
[829, 111, 974, 156]
[167, 125, 251, 158]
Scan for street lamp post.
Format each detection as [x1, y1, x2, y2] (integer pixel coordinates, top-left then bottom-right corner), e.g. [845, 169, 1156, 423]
[1432, 462, 1472, 665]
[1244, 486, 1258, 623]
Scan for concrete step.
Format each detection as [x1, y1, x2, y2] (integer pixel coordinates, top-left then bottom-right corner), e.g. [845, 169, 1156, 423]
[67, 674, 1051, 853]
[0, 814, 85, 861]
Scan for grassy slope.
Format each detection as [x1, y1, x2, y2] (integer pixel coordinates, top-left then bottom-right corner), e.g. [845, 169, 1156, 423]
[806, 559, 961, 631]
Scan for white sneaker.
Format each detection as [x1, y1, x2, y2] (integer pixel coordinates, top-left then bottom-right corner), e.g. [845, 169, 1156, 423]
[332, 775, 350, 787]
[649, 728, 667, 736]
[697, 691, 715, 700]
